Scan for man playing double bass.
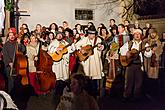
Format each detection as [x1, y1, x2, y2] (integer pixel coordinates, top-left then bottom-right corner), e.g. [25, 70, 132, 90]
[2, 30, 26, 94]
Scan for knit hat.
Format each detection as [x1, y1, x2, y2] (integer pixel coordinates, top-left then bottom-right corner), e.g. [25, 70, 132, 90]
[8, 28, 16, 34]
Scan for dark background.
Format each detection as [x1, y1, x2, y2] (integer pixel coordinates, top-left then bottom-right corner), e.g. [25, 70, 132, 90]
[134, 0, 165, 16]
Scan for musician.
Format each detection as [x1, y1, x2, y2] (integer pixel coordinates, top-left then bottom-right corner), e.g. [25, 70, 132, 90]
[143, 28, 163, 96]
[106, 25, 130, 92]
[108, 24, 130, 76]
[26, 33, 46, 95]
[48, 31, 73, 96]
[119, 29, 152, 101]
[75, 25, 104, 98]
[2, 31, 25, 93]
[143, 28, 163, 79]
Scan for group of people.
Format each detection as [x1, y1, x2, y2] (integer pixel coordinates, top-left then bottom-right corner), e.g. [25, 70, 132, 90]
[0, 19, 164, 109]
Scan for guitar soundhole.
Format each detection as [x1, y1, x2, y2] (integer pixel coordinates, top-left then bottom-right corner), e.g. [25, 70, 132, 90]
[55, 51, 59, 55]
[83, 52, 88, 56]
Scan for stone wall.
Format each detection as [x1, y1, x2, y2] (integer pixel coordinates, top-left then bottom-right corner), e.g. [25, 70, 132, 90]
[138, 18, 165, 37]
[18, 0, 122, 30]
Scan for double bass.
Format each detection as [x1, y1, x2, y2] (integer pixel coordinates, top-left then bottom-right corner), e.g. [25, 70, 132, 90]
[14, 41, 29, 85]
[35, 47, 56, 92]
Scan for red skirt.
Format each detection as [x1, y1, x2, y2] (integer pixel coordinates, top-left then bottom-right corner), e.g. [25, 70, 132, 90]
[69, 54, 77, 74]
[28, 72, 48, 95]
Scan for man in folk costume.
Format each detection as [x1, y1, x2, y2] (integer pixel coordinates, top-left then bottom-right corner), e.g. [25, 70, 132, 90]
[48, 31, 74, 99]
[106, 24, 130, 92]
[75, 25, 104, 98]
[119, 29, 152, 101]
[2, 31, 26, 93]
[143, 28, 163, 79]
[143, 28, 163, 95]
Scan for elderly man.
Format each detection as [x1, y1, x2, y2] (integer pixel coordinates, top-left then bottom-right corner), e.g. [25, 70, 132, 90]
[119, 29, 152, 101]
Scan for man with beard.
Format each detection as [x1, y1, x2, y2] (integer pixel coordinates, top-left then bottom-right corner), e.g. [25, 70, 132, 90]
[48, 31, 74, 108]
[2, 31, 25, 93]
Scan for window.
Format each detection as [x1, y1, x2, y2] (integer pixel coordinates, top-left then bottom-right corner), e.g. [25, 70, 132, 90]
[75, 9, 94, 20]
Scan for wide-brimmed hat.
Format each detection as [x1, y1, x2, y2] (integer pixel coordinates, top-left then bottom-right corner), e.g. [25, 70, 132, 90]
[87, 26, 97, 34]
[149, 28, 157, 34]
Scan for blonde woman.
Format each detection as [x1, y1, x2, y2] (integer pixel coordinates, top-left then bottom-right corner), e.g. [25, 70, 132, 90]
[26, 33, 45, 95]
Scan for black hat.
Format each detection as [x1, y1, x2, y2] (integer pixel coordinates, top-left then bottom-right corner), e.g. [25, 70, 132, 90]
[87, 25, 97, 34]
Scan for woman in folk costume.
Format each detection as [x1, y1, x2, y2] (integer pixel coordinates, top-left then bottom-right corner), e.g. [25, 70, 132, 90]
[26, 33, 46, 95]
[143, 28, 163, 79]
[34, 24, 42, 38]
[64, 28, 78, 74]
[75, 25, 104, 98]
[49, 23, 58, 36]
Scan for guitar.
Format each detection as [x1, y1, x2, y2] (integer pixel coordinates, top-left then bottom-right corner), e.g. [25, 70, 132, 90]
[48, 38, 81, 62]
[48, 43, 72, 62]
[120, 43, 157, 67]
[74, 41, 105, 62]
